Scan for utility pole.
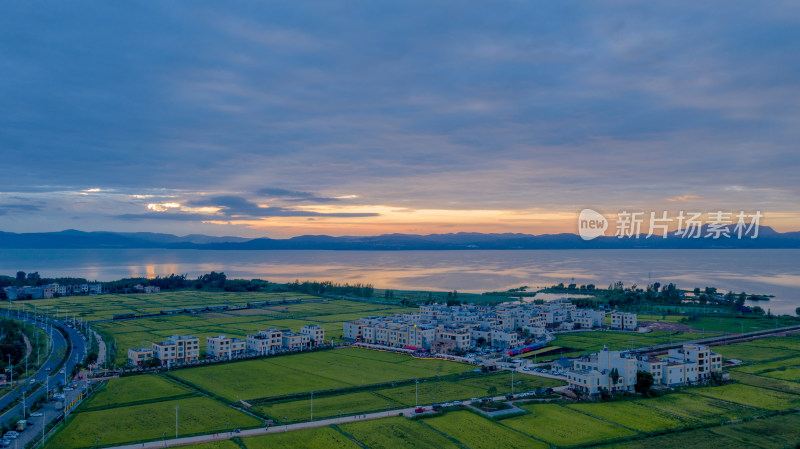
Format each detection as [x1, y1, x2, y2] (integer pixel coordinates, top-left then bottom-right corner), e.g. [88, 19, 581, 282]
[175, 405, 179, 438]
[415, 379, 419, 407]
[310, 391, 313, 420]
[511, 370, 514, 396]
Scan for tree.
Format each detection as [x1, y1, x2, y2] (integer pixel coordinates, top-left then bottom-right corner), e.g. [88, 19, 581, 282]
[487, 385, 498, 396]
[141, 358, 160, 369]
[609, 368, 620, 388]
[15, 271, 25, 281]
[752, 306, 765, 316]
[796, 307, 800, 317]
[635, 370, 654, 394]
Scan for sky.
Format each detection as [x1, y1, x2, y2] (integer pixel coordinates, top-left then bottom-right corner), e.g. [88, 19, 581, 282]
[1, 1, 799, 238]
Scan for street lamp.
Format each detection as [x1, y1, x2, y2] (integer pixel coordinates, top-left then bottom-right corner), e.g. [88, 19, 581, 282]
[175, 405, 179, 438]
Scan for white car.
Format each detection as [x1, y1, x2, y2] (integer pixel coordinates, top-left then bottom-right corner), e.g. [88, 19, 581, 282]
[30, 412, 43, 417]
[3, 432, 18, 439]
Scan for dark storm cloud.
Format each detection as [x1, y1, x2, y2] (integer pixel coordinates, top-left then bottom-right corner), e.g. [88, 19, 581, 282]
[187, 196, 377, 218]
[0, 1, 799, 232]
[257, 188, 340, 203]
[115, 212, 220, 221]
[0, 204, 43, 216]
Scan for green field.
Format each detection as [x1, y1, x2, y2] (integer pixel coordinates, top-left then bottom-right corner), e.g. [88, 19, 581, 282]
[568, 401, 696, 432]
[375, 372, 563, 406]
[731, 356, 800, 373]
[686, 316, 800, 333]
[635, 393, 757, 423]
[17, 291, 323, 321]
[713, 341, 800, 363]
[172, 348, 469, 401]
[83, 375, 194, 410]
[254, 391, 401, 422]
[599, 412, 800, 449]
[44, 397, 262, 449]
[690, 383, 800, 410]
[339, 416, 461, 449]
[730, 371, 800, 395]
[761, 365, 800, 382]
[548, 330, 721, 359]
[424, 410, 548, 449]
[241, 426, 360, 449]
[502, 404, 636, 446]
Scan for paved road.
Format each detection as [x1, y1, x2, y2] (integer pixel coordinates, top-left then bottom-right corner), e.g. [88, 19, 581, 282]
[0, 312, 89, 448]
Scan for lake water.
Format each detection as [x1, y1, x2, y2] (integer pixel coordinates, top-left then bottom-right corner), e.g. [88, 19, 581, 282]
[1, 248, 798, 315]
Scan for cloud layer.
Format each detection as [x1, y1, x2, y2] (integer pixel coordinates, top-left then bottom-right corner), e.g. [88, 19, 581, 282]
[1, 1, 799, 236]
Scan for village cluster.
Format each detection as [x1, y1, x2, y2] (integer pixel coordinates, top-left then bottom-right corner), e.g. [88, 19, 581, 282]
[127, 324, 326, 367]
[342, 299, 634, 352]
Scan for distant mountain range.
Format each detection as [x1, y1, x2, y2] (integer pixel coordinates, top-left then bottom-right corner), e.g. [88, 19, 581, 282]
[0, 228, 799, 250]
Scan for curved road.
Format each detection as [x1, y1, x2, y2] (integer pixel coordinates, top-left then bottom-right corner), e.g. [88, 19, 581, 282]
[0, 311, 89, 446]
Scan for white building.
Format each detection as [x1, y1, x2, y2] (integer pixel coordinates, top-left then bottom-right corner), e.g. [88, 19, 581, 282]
[566, 344, 722, 394]
[610, 312, 637, 330]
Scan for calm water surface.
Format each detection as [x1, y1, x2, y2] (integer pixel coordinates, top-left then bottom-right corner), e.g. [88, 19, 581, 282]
[0, 249, 797, 314]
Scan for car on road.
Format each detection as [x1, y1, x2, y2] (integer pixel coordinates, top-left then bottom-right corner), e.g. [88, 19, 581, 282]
[30, 412, 43, 417]
[2, 432, 18, 440]
[29, 378, 36, 384]
[414, 407, 425, 414]
[59, 369, 65, 374]
[505, 394, 515, 400]
[470, 397, 479, 402]
[45, 367, 50, 371]
[432, 404, 442, 411]
[452, 400, 462, 405]
[64, 387, 74, 392]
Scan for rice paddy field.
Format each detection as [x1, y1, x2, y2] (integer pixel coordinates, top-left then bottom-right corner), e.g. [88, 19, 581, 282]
[44, 396, 262, 449]
[567, 401, 696, 432]
[634, 392, 759, 423]
[241, 427, 361, 449]
[422, 410, 548, 449]
[542, 330, 721, 360]
[503, 404, 637, 445]
[691, 383, 800, 410]
[254, 371, 565, 422]
[171, 347, 471, 401]
[82, 374, 194, 410]
[598, 413, 800, 449]
[338, 416, 462, 449]
[15, 291, 323, 321]
[254, 391, 402, 423]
